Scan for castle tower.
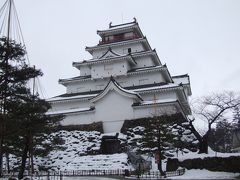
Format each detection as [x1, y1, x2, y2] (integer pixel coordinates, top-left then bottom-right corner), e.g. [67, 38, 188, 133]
[47, 19, 192, 133]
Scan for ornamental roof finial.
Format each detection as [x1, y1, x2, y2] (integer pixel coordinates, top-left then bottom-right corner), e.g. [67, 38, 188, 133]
[109, 22, 112, 28]
[133, 17, 137, 23]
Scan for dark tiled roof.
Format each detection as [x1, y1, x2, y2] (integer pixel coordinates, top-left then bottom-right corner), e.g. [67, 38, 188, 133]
[125, 82, 168, 90]
[55, 90, 101, 98]
[172, 74, 189, 78]
[54, 82, 168, 99]
[59, 75, 91, 83]
[127, 65, 166, 73]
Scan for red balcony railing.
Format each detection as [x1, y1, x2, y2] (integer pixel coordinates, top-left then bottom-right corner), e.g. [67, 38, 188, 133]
[99, 34, 140, 45]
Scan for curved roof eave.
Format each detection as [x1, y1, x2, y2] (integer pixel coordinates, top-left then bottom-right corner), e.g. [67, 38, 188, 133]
[90, 77, 142, 103]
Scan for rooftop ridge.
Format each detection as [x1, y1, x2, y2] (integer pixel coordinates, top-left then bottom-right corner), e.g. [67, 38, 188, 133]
[172, 74, 189, 78]
[109, 18, 137, 29]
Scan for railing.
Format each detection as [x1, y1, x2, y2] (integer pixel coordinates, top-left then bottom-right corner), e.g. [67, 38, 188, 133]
[137, 168, 185, 179]
[99, 34, 140, 45]
[2, 169, 128, 179]
[2, 168, 185, 179]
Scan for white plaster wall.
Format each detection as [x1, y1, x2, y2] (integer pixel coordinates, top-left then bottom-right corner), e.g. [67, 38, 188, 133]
[60, 111, 95, 126]
[93, 90, 134, 133]
[133, 104, 179, 119]
[80, 66, 91, 76]
[66, 79, 108, 93]
[134, 56, 155, 68]
[50, 100, 90, 111]
[91, 61, 128, 79]
[140, 91, 178, 101]
[121, 71, 165, 86]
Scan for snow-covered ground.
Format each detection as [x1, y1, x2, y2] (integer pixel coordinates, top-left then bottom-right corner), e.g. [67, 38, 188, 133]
[168, 169, 240, 179]
[5, 130, 132, 171]
[3, 130, 240, 178]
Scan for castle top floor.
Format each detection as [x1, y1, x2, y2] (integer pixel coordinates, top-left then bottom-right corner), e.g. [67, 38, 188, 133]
[96, 18, 144, 46]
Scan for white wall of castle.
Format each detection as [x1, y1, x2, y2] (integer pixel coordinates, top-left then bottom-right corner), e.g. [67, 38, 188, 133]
[133, 104, 179, 119]
[60, 111, 95, 126]
[78, 54, 156, 80]
[54, 89, 180, 133]
[51, 90, 179, 112]
[91, 60, 129, 79]
[50, 100, 90, 112]
[134, 56, 155, 68]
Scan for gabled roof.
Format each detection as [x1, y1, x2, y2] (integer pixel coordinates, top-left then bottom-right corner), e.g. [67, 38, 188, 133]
[90, 77, 143, 103]
[46, 107, 95, 115]
[73, 50, 161, 68]
[59, 75, 91, 85]
[99, 47, 121, 59]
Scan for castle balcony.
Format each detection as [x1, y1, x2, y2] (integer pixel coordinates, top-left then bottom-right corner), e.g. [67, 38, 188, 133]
[99, 33, 141, 45]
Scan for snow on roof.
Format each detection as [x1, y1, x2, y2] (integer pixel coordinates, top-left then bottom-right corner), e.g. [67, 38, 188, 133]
[59, 75, 91, 84]
[46, 107, 94, 115]
[48, 93, 97, 102]
[133, 83, 181, 93]
[128, 65, 166, 73]
[74, 54, 136, 66]
[140, 98, 178, 105]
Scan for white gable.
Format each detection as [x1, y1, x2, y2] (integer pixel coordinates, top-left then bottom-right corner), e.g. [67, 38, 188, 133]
[99, 48, 120, 59]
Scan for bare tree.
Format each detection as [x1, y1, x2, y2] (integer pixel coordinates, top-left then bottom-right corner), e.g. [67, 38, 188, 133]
[184, 91, 240, 154]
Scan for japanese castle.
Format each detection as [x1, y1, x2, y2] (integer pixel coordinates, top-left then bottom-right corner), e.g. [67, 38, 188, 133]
[48, 19, 192, 133]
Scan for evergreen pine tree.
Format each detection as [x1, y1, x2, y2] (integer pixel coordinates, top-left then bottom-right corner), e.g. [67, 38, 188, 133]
[0, 37, 63, 178]
[140, 115, 178, 175]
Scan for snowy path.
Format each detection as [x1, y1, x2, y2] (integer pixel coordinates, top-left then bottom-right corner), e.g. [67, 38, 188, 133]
[64, 177, 119, 180]
[168, 169, 240, 179]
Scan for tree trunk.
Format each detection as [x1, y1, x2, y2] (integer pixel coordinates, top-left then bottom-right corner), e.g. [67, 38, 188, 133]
[29, 133, 34, 174]
[18, 136, 29, 179]
[158, 160, 165, 176]
[157, 150, 165, 176]
[198, 134, 209, 154]
[6, 153, 10, 173]
[0, 136, 3, 177]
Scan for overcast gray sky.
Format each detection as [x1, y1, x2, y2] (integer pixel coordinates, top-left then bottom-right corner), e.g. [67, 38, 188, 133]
[9, 0, 240, 99]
